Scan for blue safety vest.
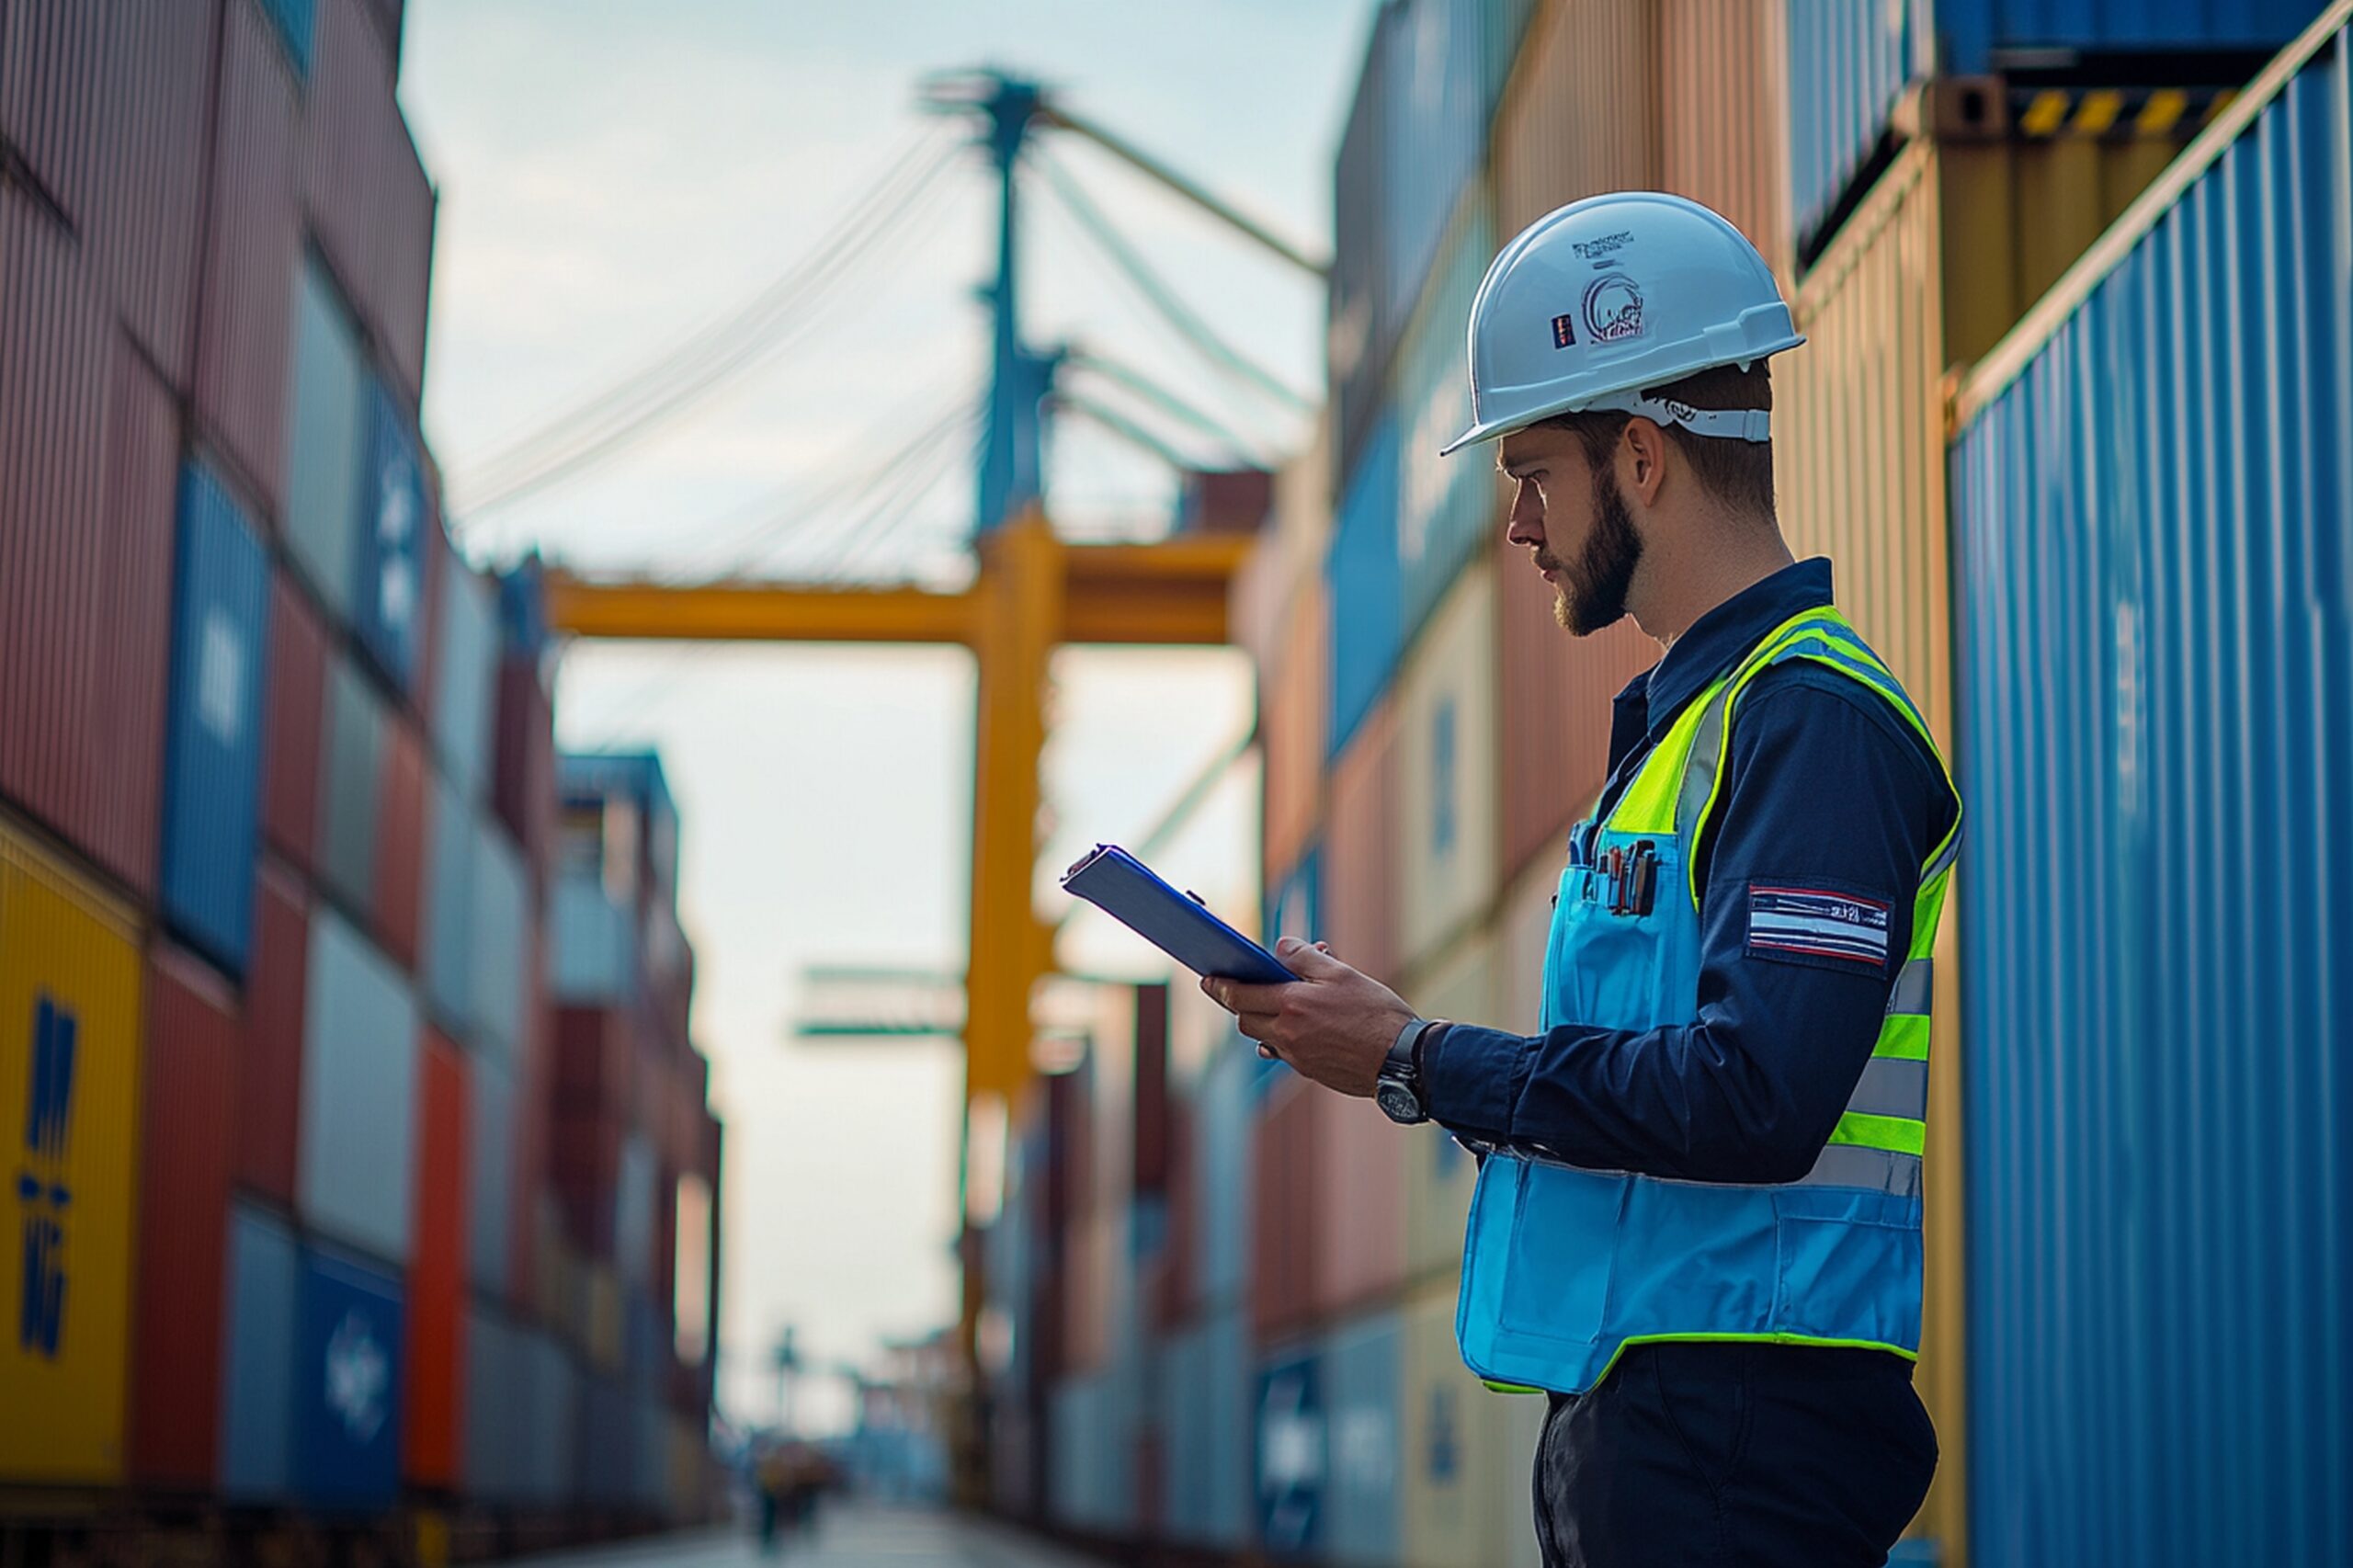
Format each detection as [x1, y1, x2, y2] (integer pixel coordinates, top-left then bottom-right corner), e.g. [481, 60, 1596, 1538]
[1455, 605, 1961, 1393]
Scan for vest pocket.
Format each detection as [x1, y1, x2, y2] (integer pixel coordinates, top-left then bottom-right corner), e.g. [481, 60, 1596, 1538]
[1495, 1161, 1630, 1345]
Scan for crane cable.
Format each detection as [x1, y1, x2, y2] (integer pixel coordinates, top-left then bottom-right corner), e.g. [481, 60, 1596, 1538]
[1064, 349, 1271, 466]
[452, 127, 964, 517]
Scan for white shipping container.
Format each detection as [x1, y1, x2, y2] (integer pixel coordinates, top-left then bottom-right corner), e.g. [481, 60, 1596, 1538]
[298, 907, 419, 1263]
[431, 554, 496, 801]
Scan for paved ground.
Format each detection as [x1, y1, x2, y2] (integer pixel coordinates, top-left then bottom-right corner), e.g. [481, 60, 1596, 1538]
[509, 1505, 1112, 1568]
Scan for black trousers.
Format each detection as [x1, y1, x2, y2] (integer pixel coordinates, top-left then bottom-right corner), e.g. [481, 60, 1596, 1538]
[1532, 1342, 1938, 1568]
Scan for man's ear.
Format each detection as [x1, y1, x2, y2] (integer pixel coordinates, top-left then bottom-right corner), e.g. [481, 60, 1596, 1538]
[1623, 417, 1669, 506]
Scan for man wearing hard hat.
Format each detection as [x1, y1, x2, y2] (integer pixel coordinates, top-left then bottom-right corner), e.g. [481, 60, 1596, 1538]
[1205, 192, 1961, 1566]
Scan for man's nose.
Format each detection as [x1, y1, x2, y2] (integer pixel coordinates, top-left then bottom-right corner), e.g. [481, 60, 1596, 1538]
[1506, 483, 1543, 548]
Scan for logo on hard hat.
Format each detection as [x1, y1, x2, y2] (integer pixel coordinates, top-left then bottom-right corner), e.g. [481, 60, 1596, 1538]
[1582, 272, 1644, 345]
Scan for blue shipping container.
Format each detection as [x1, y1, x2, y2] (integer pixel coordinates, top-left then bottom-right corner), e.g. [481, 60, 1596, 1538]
[257, 0, 314, 75]
[423, 774, 472, 1028]
[463, 1306, 524, 1500]
[1785, 0, 1931, 258]
[1254, 1345, 1322, 1556]
[468, 817, 528, 1058]
[1327, 416, 1403, 759]
[1194, 1036, 1257, 1302]
[292, 1244, 404, 1510]
[1049, 1373, 1134, 1534]
[1330, 4, 1396, 494]
[1380, 0, 1493, 348]
[1940, 0, 2321, 75]
[469, 1053, 514, 1295]
[219, 1203, 298, 1499]
[521, 1330, 581, 1504]
[352, 375, 426, 689]
[1393, 194, 1496, 642]
[1257, 849, 1322, 1096]
[1319, 1311, 1404, 1567]
[1160, 1308, 1251, 1547]
[1949, 12, 2353, 1567]
[160, 460, 268, 976]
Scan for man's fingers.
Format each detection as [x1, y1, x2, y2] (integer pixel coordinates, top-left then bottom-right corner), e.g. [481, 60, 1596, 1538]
[1233, 1012, 1280, 1044]
[1212, 978, 1290, 1015]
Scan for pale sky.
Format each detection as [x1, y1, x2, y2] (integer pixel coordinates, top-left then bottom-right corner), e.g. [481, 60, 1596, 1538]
[399, 0, 1375, 1429]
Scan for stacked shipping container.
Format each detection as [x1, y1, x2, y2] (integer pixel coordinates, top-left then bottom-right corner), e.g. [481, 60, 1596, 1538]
[1003, 4, 2344, 1568]
[0, 0, 721, 1550]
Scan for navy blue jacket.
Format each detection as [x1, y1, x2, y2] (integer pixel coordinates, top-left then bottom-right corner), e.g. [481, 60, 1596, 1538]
[1423, 559, 1960, 1185]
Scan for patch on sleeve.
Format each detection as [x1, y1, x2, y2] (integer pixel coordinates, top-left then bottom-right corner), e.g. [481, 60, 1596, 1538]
[1747, 883, 1892, 971]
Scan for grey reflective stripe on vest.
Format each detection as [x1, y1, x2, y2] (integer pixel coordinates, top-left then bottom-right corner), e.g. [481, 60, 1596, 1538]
[1887, 956, 1933, 1017]
[1673, 683, 1736, 840]
[1846, 1056, 1929, 1120]
[1923, 828, 1962, 882]
[1796, 1142, 1922, 1199]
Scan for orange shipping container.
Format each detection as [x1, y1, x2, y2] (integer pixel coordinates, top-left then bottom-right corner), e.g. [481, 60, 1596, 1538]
[130, 943, 237, 1487]
[1659, 0, 1792, 278]
[405, 1029, 469, 1485]
[1309, 1088, 1406, 1321]
[1494, 0, 1660, 237]
[1323, 699, 1399, 987]
[1249, 1076, 1324, 1346]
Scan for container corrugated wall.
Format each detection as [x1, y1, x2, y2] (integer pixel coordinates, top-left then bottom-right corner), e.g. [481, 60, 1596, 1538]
[1396, 562, 1499, 971]
[355, 377, 430, 688]
[1403, 1280, 1515, 1568]
[315, 653, 385, 915]
[1318, 1309, 1404, 1567]
[435, 557, 498, 802]
[1327, 415, 1403, 759]
[469, 820, 529, 1057]
[1159, 1308, 1251, 1547]
[292, 1244, 404, 1508]
[1493, 0, 1659, 237]
[242, 863, 310, 1204]
[131, 944, 237, 1487]
[405, 1029, 468, 1488]
[263, 572, 329, 874]
[1401, 933, 1491, 1288]
[1253, 1341, 1320, 1555]
[1330, 6, 1396, 490]
[1381, 0, 1494, 339]
[472, 1054, 517, 1296]
[1394, 195, 1497, 641]
[1783, 0, 1928, 259]
[160, 460, 270, 975]
[1659, 0, 1790, 277]
[372, 713, 429, 969]
[221, 1202, 299, 1499]
[299, 907, 419, 1263]
[0, 206, 177, 894]
[0, 818, 144, 1483]
[1950, 17, 2353, 1565]
[1250, 1077, 1322, 1344]
[1324, 700, 1400, 987]
[1940, 0, 2322, 74]
[283, 259, 367, 619]
[1309, 1091, 1405, 1322]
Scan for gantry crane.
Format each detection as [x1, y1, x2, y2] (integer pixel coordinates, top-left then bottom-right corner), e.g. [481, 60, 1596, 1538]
[541, 76, 1325, 1436]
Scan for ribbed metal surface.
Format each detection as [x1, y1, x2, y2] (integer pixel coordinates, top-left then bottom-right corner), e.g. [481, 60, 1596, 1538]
[1950, 18, 2353, 1565]
[1402, 1280, 1514, 1568]
[1381, 0, 1496, 344]
[1394, 194, 1498, 642]
[1660, 0, 1791, 278]
[1324, 699, 1400, 986]
[196, 0, 301, 517]
[292, 1244, 404, 1507]
[1493, 0, 1660, 237]
[1250, 1077, 1324, 1345]
[354, 375, 427, 688]
[1331, 5, 1396, 494]
[283, 260, 366, 620]
[1159, 1307, 1252, 1546]
[258, 0, 316, 75]
[1397, 561, 1499, 971]
[404, 1029, 467, 1488]
[262, 572, 327, 873]
[371, 711, 427, 971]
[220, 1202, 299, 1499]
[161, 460, 270, 976]
[1319, 1308, 1404, 1567]
[1942, 0, 2321, 74]
[469, 818, 529, 1058]
[130, 944, 237, 1487]
[519, 1328, 580, 1503]
[434, 555, 497, 802]
[1310, 1088, 1406, 1322]
[1327, 413, 1402, 759]
[314, 653, 385, 915]
[241, 862, 309, 1204]
[424, 770, 472, 1026]
[299, 907, 419, 1263]
[1192, 1028, 1256, 1312]
[1495, 564, 1651, 891]
[471, 1053, 516, 1297]
[462, 1305, 523, 1500]
[1784, 0, 1929, 258]
[1401, 934, 1491, 1286]
[0, 201, 177, 895]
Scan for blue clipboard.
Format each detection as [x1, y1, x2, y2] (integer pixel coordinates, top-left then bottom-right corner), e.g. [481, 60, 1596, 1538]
[1060, 845, 1296, 984]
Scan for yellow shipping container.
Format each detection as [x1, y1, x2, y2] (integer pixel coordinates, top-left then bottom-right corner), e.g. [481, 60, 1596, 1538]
[1778, 126, 2185, 1562]
[0, 820, 143, 1482]
[1395, 560, 1499, 971]
[1399, 931, 1494, 1287]
[1401, 1277, 1518, 1568]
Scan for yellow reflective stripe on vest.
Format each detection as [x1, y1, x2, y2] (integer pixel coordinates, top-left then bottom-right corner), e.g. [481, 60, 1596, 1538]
[1875, 1013, 1930, 1061]
[1830, 1109, 1927, 1157]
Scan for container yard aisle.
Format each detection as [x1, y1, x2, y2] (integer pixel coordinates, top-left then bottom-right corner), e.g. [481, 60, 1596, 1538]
[509, 1507, 1111, 1568]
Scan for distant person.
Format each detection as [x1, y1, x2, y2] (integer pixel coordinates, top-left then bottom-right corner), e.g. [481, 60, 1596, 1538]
[1204, 191, 1960, 1566]
[755, 1439, 790, 1552]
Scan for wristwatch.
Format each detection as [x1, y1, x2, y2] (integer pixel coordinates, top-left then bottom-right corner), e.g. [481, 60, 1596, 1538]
[1375, 1017, 1441, 1125]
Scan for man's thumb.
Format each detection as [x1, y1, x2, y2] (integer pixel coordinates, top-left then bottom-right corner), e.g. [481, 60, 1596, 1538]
[1276, 935, 1341, 973]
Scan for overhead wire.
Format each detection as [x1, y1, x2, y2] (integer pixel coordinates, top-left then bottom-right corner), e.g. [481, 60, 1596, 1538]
[1035, 150, 1314, 418]
[1063, 349, 1270, 465]
[452, 127, 966, 517]
[1053, 391, 1195, 472]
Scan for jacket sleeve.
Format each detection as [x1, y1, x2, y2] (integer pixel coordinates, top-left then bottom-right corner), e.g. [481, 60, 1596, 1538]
[1421, 666, 1956, 1183]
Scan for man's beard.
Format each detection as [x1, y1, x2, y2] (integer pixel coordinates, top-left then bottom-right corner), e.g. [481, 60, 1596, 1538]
[1533, 469, 1643, 634]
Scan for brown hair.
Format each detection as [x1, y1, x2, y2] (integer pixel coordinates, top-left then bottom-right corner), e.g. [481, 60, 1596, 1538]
[1542, 361, 1776, 517]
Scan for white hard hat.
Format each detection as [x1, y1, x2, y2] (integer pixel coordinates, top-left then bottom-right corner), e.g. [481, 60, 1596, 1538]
[1441, 191, 1803, 455]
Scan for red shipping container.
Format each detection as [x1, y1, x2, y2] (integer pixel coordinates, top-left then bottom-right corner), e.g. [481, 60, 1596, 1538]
[131, 943, 238, 1486]
[1309, 1091, 1406, 1319]
[554, 1004, 632, 1115]
[1132, 983, 1169, 1195]
[492, 656, 555, 881]
[261, 571, 328, 872]
[239, 860, 309, 1202]
[1495, 538, 1654, 881]
[192, 0, 301, 517]
[1251, 1076, 1324, 1344]
[552, 1108, 624, 1259]
[404, 1029, 469, 1486]
[300, 0, 436, 402]
[1324, 699, 1401, 986]
[373, 712, 429, 971]
[0, 190, 178, 896]
[0, 3, 212, 382]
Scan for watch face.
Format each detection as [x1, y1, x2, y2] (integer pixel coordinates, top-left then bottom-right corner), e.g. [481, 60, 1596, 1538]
[1376, 1081, 1422, 1125]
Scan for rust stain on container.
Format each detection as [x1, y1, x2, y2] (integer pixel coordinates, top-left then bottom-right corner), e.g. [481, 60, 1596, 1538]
[0, 195, 179, 897]
[130, 942, 237, 1487]
[1493, 0, 1660, 237]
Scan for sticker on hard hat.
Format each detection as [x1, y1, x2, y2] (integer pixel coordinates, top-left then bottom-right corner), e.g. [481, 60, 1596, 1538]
[1582, 273, 1645, 344]
[1551, 314, 1576, 348]
[1571, 231, 1635, 260]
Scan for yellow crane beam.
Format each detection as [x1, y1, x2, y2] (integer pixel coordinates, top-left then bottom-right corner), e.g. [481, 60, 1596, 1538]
[543, 518, 1249, 1099]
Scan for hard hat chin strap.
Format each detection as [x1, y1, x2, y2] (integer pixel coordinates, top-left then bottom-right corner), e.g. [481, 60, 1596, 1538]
[1586, 392, 1772, 442]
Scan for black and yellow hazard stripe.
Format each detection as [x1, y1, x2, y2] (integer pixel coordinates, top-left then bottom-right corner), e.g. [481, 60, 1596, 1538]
[2011, 84, 2239, 140]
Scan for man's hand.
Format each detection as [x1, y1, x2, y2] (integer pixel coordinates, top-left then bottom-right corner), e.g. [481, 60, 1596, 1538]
[1201, 937, 1416, 1098]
